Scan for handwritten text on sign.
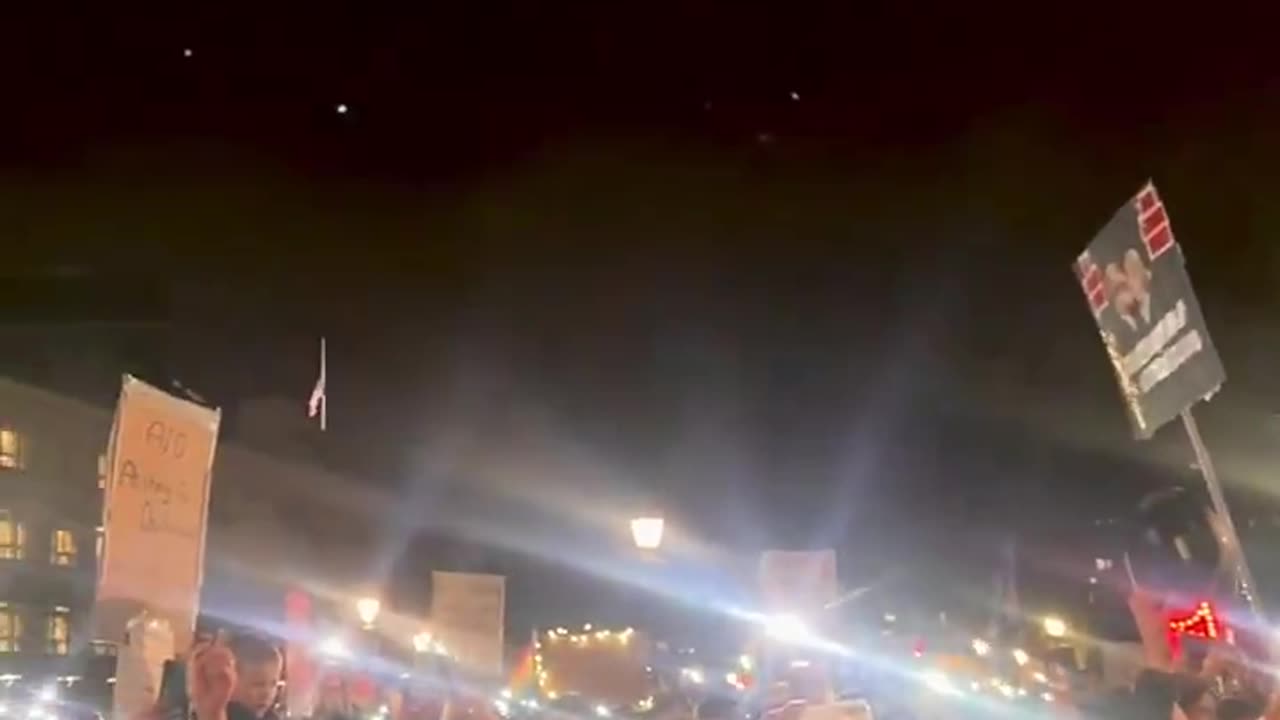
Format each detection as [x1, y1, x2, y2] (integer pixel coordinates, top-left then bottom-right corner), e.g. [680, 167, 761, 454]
[96, 376, 220, 649]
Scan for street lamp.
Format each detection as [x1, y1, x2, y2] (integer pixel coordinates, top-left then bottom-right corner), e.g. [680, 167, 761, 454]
[630, 515, 664, 550]
[356, 597, 381, 628]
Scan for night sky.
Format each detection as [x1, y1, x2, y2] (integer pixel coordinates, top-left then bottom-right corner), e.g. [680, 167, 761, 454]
[5, 5, 1280, 620]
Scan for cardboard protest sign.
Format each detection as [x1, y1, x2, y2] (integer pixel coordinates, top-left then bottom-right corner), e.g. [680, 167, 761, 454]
[430, 571, 506, 678]
[1074, 182, 1225, 439]
[95, 375, 220, 651]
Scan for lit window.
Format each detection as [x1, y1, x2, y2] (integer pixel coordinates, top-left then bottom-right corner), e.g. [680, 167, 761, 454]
[0, 513, 26, 560]
[50, 530, 77, 567]
[0, 604, 22, 653]
[95, 527, 105, 562]
[0, 430, 22, 470]
[46, 608, 69, 655]
[97, 454, 107, 490]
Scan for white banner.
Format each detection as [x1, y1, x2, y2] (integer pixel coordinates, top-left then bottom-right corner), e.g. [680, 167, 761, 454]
[95, 375, 220, 651]
[430, 571, 505, 678]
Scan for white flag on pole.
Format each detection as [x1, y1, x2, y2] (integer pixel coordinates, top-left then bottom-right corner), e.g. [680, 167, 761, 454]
[308, 337, 327, 430]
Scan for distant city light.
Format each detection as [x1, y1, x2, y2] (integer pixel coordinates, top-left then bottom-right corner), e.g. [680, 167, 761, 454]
[336, 103, 350, 115]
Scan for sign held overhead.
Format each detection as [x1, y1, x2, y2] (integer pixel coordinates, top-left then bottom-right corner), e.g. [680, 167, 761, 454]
[430, 571, 506, 678]
[95, 375, 221, 651]
[1073, 181, 1225, 439]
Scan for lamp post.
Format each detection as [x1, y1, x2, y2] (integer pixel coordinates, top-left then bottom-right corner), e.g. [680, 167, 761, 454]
[356, 597, 381, 629]
[630, 515, 665, 550]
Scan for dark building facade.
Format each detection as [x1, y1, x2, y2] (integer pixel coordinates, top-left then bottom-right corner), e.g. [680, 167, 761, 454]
[0, 379, 108, 689]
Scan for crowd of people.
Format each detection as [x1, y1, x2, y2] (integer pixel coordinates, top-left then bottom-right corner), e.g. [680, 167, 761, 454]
[130, 583, 1280, 720]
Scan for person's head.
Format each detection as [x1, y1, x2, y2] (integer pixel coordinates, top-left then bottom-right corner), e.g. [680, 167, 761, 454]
[1106, 263, 1137, 319]
[1176, 678, 1215, 720]
[696, 697, 737, 720]
[1217, 697, 1263, 720]
[1123, 249, 1151, 297]
[228, 634, 283, 718]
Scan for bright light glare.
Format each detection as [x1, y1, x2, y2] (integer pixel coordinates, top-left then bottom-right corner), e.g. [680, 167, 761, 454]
[500, 689, 512, 699]
[320, 636, 350, 658]
[38, 687, 55, 703]
[764, 614, 813, 644]
[630, 516, 665, 549]
[413, 632, 433, 654]
[681, 667, 705, 684]
[971, 638, 991, 657]
[923, 671, 958, 696]
[1042, 616, 1068, 638]
[356, 597, 381, 626]
[1012, 648, 1029, 666]
[594, 705, 611, 717]
[493, 700, 510, 716]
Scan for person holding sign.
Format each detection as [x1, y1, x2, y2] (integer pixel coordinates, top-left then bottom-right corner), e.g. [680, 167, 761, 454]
[193, 634, 284, 720]
[151, 633, 284, 720]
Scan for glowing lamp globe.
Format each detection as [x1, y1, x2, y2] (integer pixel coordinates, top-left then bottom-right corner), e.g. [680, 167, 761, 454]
[356, 597, 381, 628]
[630, 516, 665, 550]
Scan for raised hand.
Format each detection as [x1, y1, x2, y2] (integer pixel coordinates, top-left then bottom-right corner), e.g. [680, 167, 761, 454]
[189, 633, 236, 720]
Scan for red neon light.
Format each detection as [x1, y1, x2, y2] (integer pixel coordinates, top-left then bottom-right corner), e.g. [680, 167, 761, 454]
[1166, 601, 1223, 658]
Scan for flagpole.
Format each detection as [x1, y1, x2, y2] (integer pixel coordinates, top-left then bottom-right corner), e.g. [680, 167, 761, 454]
[1180, 408, 1260, 615]
[320, 337, 327, 432]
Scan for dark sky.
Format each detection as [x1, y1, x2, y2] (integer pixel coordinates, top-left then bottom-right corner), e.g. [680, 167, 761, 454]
[5, 4, 1280, 613]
